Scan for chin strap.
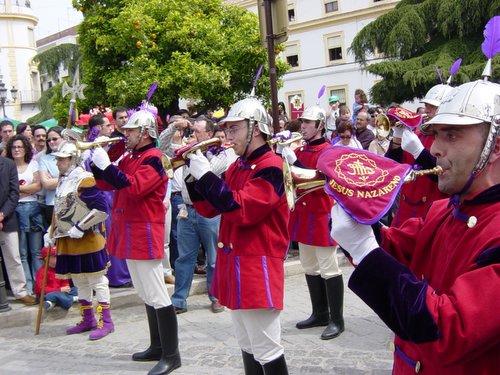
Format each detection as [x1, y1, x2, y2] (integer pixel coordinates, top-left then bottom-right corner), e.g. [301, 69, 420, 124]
[447, 172, 477, 227]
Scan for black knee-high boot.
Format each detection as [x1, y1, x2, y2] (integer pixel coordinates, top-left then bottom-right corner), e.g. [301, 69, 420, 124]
[321, 275, 345, 340]
[242, 351, 264, 375]
[148, 305, 182, 375]
[296, 274, 329, 329]
[132, 304, 162, 361]
[262, 354, 289, 375]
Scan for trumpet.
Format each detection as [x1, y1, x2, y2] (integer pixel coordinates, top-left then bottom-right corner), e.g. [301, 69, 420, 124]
[376, 114, 404, 138]
[162, 137, 233, 178]
[283, 161, 443, 211]
[268, 132, 303, 147]
[75, 137, 124, 151]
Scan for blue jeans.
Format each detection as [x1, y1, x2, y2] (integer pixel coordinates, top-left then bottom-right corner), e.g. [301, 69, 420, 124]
[16, 201, 44, 294]
[169, 193, 183, 269]
[44, 287, 78, 310]
[172, 205, 220, 309]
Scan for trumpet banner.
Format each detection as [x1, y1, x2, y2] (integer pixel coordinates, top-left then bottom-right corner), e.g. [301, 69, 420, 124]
[317, 146, 412, 224]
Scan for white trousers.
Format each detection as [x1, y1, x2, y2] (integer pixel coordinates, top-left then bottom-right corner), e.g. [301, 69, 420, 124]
[299, 243, 341, 279]
[230, 309, 284, 364]
[71, 273, 110, 303]
[127, 259, 171, 308]
[0, 231, 29, 298]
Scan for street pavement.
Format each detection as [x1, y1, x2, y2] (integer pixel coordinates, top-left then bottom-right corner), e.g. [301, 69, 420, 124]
[0, 258, 394, 374]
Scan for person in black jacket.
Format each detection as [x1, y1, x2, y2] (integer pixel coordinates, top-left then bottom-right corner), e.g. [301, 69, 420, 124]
[0, 155, 36, 305]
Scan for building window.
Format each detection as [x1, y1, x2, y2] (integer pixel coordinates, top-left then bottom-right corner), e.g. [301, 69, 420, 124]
[329, 88, 347, 106]
[27, 27, 35, 47]
[326, 34, 343, 63]
[288, 8, 295, 22]
[325, 1, 339, 13]
[285, 43, 300, 68]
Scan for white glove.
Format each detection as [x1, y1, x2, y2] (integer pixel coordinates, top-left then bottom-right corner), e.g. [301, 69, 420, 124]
[392, 125, 404, 139]
[187, 149, 211, 180]
[91, 147, 111, 170]
[281, 146, 297, 164]
[43, 231, 54, 248]
[401, 128, 424, 159]
[330, 204, 379, 265]
[274, 131, 291, 154]
[68, 225, 84, 239]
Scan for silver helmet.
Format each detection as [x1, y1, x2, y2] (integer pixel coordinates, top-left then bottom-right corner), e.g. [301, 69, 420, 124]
[427, 79, 500, 173]
[52, 141, 80, 169]
[420, 84, 454, 107]
[220, 97, 272, 135]
[53, 141, 79, 159]
[299, 105, 326, 124]
[122, 110, 158, 139]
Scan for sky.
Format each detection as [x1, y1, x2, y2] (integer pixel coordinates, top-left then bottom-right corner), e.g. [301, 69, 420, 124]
[30, 0, 83, 40]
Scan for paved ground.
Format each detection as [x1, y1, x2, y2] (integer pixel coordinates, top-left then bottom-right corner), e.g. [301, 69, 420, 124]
[0, 259, 394, 374]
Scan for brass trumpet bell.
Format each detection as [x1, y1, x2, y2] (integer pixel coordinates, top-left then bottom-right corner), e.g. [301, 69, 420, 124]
[283, 159, 326, 211]
[375, 114, 391, 138]
[74, 137, 124, 151]
[269, 132, 303, 146]
[163, 137, 233, 178]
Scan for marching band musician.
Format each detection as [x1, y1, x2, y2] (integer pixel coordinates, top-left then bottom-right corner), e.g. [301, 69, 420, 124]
[385, 106, 448, 227]
[46, 141, 113, 340]
[331, 76, 500, 373]
[90, 110, 181, 375]
[184, 97, 290, 374]
[277, 105, 345, 340]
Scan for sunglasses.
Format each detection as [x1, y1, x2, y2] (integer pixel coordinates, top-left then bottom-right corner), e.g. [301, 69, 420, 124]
[339, 135, 351, 139]
[48, 137, 61, 142]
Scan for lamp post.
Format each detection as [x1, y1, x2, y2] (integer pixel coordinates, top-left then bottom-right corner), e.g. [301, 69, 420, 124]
[0, 77, 18, 118]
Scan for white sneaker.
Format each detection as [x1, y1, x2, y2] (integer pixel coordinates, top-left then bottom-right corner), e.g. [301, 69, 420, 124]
[43, 300, 55, 311]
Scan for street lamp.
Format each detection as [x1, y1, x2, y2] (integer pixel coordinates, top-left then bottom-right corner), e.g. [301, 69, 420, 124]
[0, 77, 18, 118]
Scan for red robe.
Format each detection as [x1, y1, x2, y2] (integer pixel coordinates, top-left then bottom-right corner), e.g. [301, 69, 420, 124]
[189, 145, 289, 310]
[94, 143, 167, 260]
[288, 138, 335, 246]
[350, 185, 500, 374]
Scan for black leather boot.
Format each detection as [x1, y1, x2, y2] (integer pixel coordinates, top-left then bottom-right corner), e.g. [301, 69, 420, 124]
[148, 305, 182, 375]
[321, 275, 345, 340]
[296, 274, 329, 329]
[133, 304, 162, 361]
[242, 350, 264, 375]
[262, 354, 289, 375]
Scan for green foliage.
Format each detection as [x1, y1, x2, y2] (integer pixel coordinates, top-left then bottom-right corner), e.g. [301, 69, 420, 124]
[350, 0, 500, 104]
[73, 0, 288, 115]
[26, 86, 58, 124]
[32, 44, 81, 80]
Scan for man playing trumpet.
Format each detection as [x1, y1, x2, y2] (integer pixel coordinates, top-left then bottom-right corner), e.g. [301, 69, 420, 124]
[277, 104, 344, 340]
[184, 97, 290, 373]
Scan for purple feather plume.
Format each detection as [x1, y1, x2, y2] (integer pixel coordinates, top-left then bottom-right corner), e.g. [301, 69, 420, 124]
[449, 58, 462, 76]
[146, 82, 158, 101]
[434, 65, 444, 84]
[252, 64, 264, 90]
[481, 16, 500, 59]
[317, 85, 326, 99]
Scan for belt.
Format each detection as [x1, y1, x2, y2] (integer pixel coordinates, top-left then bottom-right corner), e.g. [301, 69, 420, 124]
[171, 191, 182, 197]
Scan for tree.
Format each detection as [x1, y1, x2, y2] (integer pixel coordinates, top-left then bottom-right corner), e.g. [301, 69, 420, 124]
[73, 0, 289, 117]
[32, 44, 81, 81]
[350, 0, 500, 105]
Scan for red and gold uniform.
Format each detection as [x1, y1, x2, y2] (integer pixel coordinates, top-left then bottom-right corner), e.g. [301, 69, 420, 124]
[187, 144, 289, 310]
[350, 186, 500, 374]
